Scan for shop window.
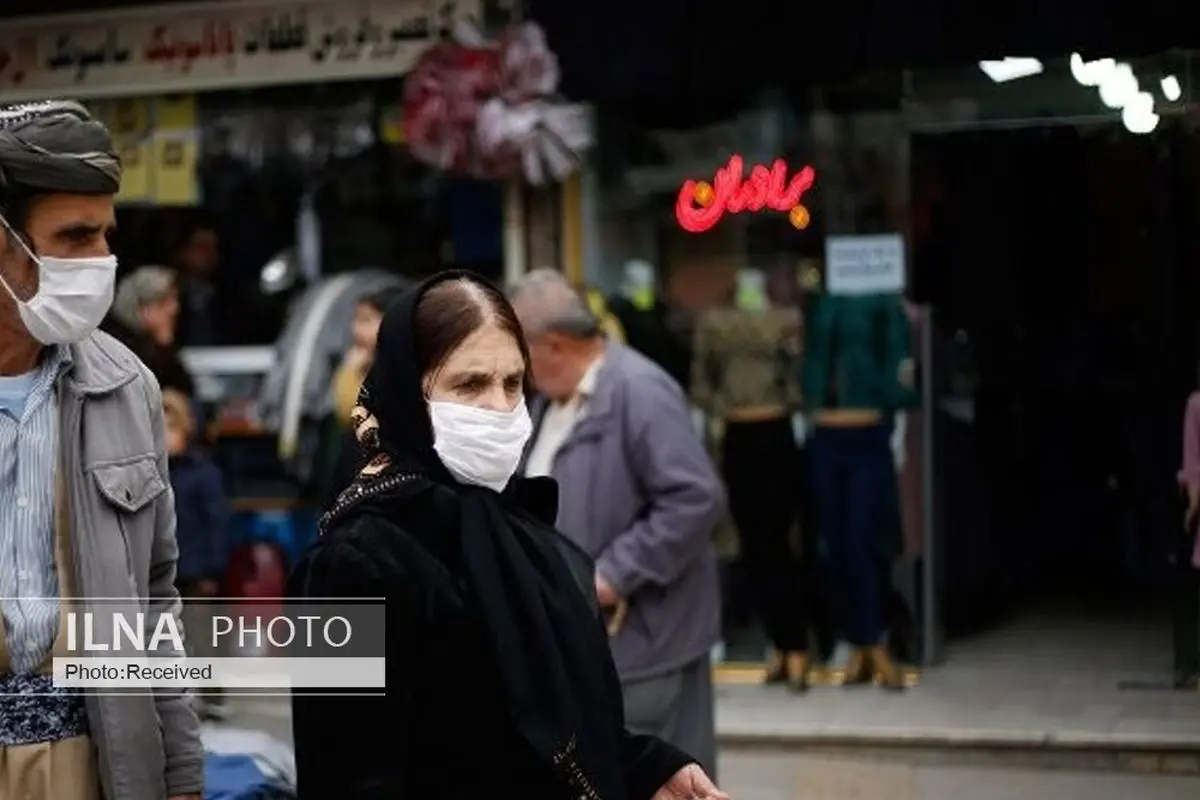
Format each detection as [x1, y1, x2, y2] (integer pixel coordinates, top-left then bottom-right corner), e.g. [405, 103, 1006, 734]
[105, 79, 503, 346]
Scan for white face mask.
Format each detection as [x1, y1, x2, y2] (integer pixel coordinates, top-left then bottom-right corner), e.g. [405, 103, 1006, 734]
[429, 397, 533, 493]
[0, 214, 118, 345]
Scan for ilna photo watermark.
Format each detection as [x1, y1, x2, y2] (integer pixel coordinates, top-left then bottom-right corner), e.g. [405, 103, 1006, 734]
[0, 597, 388, 694]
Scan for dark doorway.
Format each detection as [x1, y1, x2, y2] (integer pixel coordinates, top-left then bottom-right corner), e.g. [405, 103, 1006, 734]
[912, 123, 1200, 684]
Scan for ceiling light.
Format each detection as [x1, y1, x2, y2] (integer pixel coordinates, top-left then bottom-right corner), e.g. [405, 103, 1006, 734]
[979, 58, 1044, 83]
[1161, 75, 1182, 102]
[1122, 92, 1159, 134]
[1098, 63, 1139, 109]
[1070, 53, 1115, 86]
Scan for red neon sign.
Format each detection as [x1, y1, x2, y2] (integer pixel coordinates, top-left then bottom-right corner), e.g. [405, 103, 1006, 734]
[675, 155, 816, 233]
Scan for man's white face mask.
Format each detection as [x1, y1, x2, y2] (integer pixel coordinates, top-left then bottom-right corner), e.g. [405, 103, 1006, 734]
[0, 213, 117, 345]
[428, 397, 533, 493]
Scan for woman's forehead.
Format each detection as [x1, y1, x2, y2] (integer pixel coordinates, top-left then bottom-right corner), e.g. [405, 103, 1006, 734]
[442, 324, 524, 373]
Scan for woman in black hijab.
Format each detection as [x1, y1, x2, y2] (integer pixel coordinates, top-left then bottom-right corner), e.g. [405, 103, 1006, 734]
[289, 271, 727, 800]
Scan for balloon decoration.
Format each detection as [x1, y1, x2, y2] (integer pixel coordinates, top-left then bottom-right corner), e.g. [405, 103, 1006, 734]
[402, 21, 591, 185]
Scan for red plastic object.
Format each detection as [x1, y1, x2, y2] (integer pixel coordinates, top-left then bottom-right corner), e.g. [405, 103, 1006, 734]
[223, 543, 287, 656]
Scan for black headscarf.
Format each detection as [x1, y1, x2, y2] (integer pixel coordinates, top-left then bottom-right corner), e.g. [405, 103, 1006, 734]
[320, 271, 626, 800]
[0, 101, 121, 196]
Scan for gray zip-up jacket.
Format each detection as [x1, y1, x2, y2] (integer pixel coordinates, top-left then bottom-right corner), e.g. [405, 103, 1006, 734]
[62, 331, 203, 798]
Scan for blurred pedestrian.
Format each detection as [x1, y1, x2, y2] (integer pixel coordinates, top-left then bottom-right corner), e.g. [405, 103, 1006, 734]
[290, 271, 726, 800]
[164, 388, 230, 720]
[171, 217, 223, 346]
[0, 99, 201, 800]
[106, 264, 194, 396]
[511, 268, 726, 777]
[331, 289, 403, 428]
[317, 287, 404, 507]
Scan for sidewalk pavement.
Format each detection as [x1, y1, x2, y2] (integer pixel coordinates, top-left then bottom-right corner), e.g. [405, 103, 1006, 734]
[716, 679, 1200, 749]
[228, 674, 1200, 753]
[223, 694, 1200, 799]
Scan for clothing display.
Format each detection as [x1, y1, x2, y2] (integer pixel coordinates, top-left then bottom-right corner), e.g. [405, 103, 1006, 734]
[690, 303, 806, 671]
[722, 418, 808, 651]
[690, 307, 802, 416]
[801, 293, 914, 414]
[807, 423, 895, 647]
[802, 292, 916, 672]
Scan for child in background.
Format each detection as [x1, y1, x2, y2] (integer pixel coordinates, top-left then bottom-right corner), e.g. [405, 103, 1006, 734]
[319, 288, 404, 507]
[164, 388, 231, 719]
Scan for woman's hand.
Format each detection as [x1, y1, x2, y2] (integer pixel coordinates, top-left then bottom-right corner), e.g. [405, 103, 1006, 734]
[652, 763, 729, 800]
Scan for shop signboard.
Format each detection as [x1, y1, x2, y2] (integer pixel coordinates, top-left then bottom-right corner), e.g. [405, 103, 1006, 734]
[0, 0, 484, 102]
[674, 154, 816, 233]
[824, 233, 906, 296]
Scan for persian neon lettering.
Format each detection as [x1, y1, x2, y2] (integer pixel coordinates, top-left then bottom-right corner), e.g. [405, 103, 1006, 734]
[675, 155, 815, 233]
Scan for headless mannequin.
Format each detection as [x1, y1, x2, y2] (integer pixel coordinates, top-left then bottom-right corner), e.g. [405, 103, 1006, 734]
[692, 270, 812, 688]
[802, 272, 912, 690]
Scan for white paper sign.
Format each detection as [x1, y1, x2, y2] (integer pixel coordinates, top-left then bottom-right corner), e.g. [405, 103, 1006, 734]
[825, 234, 906, 296]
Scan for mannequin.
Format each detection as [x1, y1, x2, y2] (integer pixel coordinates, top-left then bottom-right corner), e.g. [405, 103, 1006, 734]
[607, 260, 692, 389]
[801, 263, 916, 690]
[691, 269, 812, 689]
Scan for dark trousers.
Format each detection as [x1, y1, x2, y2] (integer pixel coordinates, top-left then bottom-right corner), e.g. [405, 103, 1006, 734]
[808, 424, 894, 647]
[722, 418, 809, 652]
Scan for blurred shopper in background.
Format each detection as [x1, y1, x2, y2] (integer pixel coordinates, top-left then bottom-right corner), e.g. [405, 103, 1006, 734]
[331, 289, 403, 427]
[171, 217, 224, 347]
[106, 264, 194, 397]
[317, 287, 404, 507]
[164, 388, 230, 721]
[511, 268, 726, 777]
[290, 272, 726, 800]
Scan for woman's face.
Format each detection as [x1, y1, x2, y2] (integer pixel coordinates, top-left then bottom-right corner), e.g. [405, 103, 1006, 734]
[424, 322, 525, 412]
[139, 289, 180, 347]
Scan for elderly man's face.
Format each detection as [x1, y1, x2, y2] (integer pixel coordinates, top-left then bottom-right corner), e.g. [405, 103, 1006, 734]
[525, 332, 579, 401]
[0, 193, 115, 305]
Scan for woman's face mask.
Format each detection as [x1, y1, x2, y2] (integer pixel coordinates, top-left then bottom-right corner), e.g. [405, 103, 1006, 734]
[428, 398, 532, 492]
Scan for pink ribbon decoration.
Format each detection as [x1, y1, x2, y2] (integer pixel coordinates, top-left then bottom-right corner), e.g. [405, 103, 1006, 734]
[402, 22, 591, 184]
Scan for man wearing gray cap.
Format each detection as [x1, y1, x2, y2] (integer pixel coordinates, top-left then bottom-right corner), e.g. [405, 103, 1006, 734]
[0, 102, 202, 799]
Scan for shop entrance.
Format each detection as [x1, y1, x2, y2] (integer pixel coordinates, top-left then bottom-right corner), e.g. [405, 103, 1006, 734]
[912, 122, 1200, 688]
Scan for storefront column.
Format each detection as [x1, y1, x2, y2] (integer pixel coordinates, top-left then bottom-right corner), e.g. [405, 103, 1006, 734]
[503, 179, 527, 285]
[560, 172, 584, 285]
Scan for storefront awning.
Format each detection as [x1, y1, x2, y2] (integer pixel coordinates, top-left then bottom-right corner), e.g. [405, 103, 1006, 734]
[529, 0, 1189, 119]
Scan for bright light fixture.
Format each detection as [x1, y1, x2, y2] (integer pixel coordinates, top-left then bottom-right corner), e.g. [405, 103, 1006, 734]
[1161, 75, 1182, 102]
[1070, 53, 1116, 86]
[1098, 63, 1139, 109]
[978, 58, 1044, 83]
[1122, 92, 1159, 134]
[1070, 53, 1160, 135]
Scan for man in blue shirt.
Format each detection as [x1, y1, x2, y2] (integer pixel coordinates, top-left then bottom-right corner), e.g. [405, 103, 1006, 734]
[0, 101, 202, 799]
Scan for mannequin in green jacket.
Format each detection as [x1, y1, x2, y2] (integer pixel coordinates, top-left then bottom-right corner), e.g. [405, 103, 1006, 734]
[802, 273, 917, 690]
